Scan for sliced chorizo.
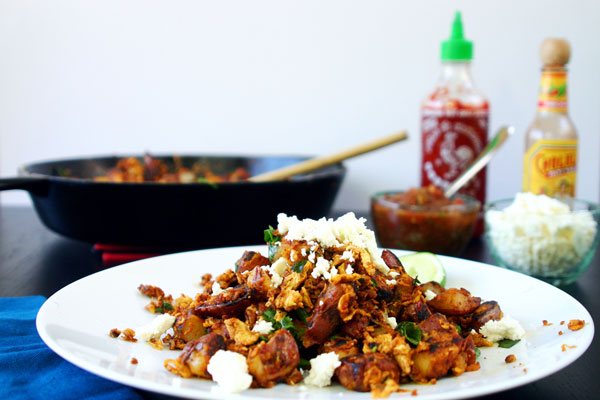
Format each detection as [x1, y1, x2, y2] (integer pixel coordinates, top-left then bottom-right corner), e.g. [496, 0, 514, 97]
[180, 333, 226, 378]
[427, 288, 481, 316]
[247, 329, 300, 387]
[335, 353, 400, 392]
[192, 285, 256, 318]
[302, 283, 355, 347]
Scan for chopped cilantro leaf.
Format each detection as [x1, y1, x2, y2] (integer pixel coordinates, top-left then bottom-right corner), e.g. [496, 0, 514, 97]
[264, 225, 281, 244]
[280, 315, 294, 328]
[258, 335, 268, 342]
[197, 177, 218, 189]
[498, 339, 521, 349]
[371, 278, 379, 288]
[268, 243, 279, 262]
[396, 321, 422, 346]
[262, 309, 277, 323]
[475, 347, 481, 359]
[298, 358, 311, 369]
[280, 316, 301, 338]
[153, 301, 172, 314]
[292, 260, 308, 273]
[455, 325, 461, 334]
[261, 309, 305, 341]
[293, 308, 309, 323]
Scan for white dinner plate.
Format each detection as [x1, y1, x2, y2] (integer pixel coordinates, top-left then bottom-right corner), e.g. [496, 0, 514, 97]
[37, 246, 594, 400]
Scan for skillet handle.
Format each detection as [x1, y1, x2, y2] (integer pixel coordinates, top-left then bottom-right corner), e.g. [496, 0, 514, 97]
[0, 176, 49, 195]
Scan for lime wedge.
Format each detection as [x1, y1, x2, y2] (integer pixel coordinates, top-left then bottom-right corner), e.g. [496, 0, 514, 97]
[399, 252, 446, 287]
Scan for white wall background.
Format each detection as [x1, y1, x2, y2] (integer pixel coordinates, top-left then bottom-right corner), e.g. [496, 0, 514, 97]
[1, 0, 599, 211]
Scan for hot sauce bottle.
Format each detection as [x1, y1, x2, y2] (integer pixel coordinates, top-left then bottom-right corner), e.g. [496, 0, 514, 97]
[523, 39, 577, 202]
[421, 12, 489, 235]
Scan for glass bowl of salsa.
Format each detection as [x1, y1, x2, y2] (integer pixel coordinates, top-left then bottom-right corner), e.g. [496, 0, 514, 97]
[371, 186, 481, 256]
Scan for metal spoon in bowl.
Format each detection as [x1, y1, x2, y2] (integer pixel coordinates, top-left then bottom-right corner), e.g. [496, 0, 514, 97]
[444, 125, 514, 199]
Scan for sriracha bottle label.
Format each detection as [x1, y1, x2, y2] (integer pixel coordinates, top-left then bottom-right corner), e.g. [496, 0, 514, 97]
[421, 108, 489, 206]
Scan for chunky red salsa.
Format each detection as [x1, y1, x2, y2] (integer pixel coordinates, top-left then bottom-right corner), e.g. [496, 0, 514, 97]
[382, 185, 464, 208]
[371, 186, 479, 256]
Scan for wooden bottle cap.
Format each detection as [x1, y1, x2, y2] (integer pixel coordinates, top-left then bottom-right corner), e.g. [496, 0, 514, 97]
[540, 38, 571, 66]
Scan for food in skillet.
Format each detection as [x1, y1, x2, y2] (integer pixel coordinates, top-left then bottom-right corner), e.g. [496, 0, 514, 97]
[92, 154, 250, 183]
[113, 213, 524, 397]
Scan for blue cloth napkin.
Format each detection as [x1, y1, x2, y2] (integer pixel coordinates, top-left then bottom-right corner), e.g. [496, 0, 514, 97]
[0, 296, 143, 400]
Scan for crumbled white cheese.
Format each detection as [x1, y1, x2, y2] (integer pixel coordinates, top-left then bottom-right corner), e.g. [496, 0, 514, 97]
[387, 316, 398, 329]
[346, 265, 354, 274]
[303, 352, 341, 387]
[311, 257, 330, 279]
[424, 289, 437, 301]
[264, 257, 289, 288]
[271, 275, 284, 288]
[389, 271, 400, 278]
[479, 315, 526, 343]
[485, 193, 597, 276]
[271, 257, 288, 276]
[277, 212, 389, 274]
[385, 279, 397, 285]
[290, 250, 297, 262]
[252, 319, 274, 335]
[308, 252, 316, 263]
[136, 314, 176, 342]
[212, 282, 224, 296]
[207, 350, 253, 393]
[340, 250, 355, 263]
[330, 265, 339, 279]
[301, 248, 307, 257]
[311, 257, 338, 280]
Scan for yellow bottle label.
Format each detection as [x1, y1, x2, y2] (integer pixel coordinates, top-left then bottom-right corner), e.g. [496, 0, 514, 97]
[538, 70, 567, 112]
[523, 139, 577, 197]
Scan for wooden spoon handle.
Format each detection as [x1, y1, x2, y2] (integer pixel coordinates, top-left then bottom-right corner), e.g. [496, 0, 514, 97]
[249, 130, 408, 182]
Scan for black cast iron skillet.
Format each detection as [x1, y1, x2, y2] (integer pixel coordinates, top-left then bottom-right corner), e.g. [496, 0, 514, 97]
[0, 155, 346, 248]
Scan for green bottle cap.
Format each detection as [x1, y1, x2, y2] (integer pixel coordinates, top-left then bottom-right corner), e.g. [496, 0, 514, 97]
[441, 11, 473, 61]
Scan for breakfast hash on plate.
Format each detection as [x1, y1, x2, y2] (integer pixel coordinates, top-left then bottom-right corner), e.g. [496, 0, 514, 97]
[110, 212, 525, 398]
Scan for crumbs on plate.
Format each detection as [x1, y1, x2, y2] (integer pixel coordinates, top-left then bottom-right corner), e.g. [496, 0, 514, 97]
[121, 328, 137, 342]
[561, 344, 576, 352]
[109, 328, 122, 338]
[568, 319, 585, 331]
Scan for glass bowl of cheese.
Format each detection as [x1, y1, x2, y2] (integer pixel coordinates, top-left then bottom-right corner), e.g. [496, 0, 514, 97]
[484, 193, 600, 286]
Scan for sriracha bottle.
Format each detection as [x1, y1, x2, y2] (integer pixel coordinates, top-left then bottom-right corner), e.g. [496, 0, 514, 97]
[421, 11, 489, 236]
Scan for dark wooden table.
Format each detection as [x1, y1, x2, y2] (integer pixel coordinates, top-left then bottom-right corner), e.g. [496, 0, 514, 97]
[1, 206, 598, 399]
